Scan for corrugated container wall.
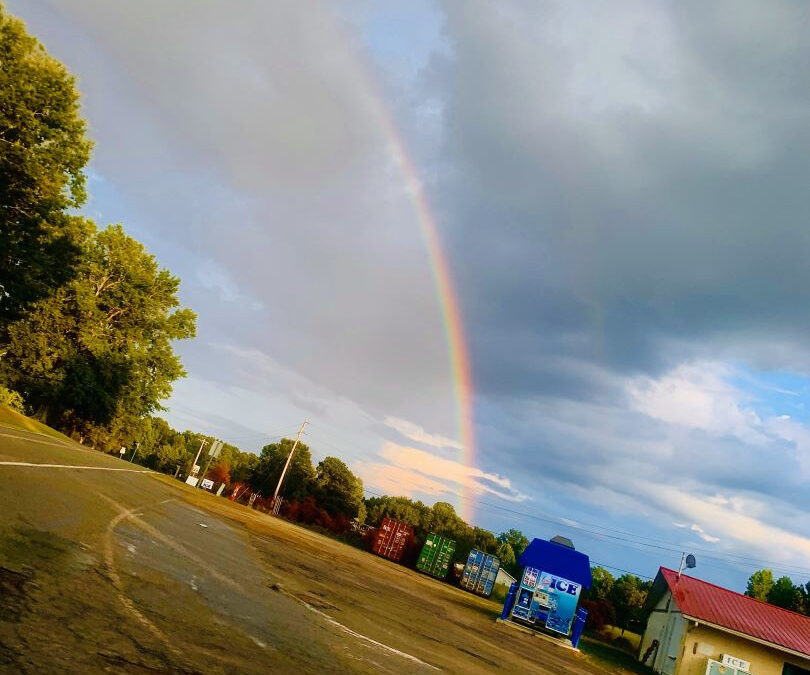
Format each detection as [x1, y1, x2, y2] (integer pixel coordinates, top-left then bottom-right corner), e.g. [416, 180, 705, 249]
[416, 534, 456, 579]
[371, 517, 414, 563]
[460, 549, 501, 597]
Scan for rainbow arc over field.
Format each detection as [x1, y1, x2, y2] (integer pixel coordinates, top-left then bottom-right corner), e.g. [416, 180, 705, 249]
[353, 70, 477, 523]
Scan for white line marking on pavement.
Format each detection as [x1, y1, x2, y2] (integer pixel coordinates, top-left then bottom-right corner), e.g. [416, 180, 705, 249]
[0, 461, 150, 472]
[0, 430, 72, 448]
[279, 587, 441, 670]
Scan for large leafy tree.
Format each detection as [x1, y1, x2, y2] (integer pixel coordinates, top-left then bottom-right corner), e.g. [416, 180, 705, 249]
[0, 224, 195, 445]
[0, 7, 92, 329]
[610, 574, 651, 633]
[248, 438, 316, 499]
[364, 495, 430, 529]
[767, 576, 803, 612]
[745, 569, 775, 601]
[588, 567, 615, 604]
[497, 529, 530, 559]
[313, 456, 364, 519]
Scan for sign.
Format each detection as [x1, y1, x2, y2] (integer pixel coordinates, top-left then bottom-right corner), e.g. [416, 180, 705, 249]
[208, 440, 223, 457]
[705, 659, 754, 675]
[511, 566, 581, 635]
[535, 572, 581, 635]
[200, 478, 214, 490]
[185, 476, 199, 487]
[119, 447, 126, 455]
[721, 656, 751, 671]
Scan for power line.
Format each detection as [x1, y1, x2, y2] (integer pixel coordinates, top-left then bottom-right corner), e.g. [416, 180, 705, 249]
[308, 430, 810, 580]
[590, 562, 654, 580]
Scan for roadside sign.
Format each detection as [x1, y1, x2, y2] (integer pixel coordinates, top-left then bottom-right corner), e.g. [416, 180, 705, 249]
[119, 447, 126, 455]
[185, 476, 199, 487]
[208, 440, 223, 457]
[201, 478, 214, 490]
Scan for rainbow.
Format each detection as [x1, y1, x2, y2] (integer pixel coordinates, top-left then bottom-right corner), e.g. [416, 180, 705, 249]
[377, 113, 476, 523]
[348, 56, 477, 522]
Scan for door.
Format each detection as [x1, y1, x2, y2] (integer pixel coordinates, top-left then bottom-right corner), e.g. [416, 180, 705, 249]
[661, 612, 685, 675]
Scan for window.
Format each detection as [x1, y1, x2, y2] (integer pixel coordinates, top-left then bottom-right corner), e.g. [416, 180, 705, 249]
[783, 664, 810, 675]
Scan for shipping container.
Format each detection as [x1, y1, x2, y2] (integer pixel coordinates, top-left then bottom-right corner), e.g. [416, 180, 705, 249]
[371, 517, 414, 562]
[460, 549, 501, 597]
[416, 533, 456, 579]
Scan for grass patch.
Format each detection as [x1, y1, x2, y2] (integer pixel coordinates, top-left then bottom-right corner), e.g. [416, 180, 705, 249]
[596, 625, 642, 651]
[580, 636, 652, 674]
[0, 405, 70, 441]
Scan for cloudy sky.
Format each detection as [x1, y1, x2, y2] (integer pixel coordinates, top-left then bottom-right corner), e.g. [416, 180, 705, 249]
[12, 0, 810, 590]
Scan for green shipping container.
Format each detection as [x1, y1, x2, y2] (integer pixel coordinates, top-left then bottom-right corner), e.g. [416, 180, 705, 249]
[416, 533, 456, 579]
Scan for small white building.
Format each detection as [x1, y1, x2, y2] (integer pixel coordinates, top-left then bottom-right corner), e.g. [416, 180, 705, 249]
[495, 566, 516, 590]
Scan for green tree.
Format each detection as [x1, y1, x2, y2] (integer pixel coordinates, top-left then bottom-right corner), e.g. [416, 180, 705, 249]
[313, 456, 364, 519]
[472, 527, 499, 554]
[767, 576, 801, 612]
[364, 495, 429, 529]
[497, 541, 516, 573]
[497, 529, 530, 559]
[0, 224, 195, 446]
[745, 569, 775, 601]
[588, 566, 615, 604]
[425, 501, 467, 537]
[248, 438, 315, 499]
[610, 574, 651, 633]
[0, 7, 92, 329]
[218, 442, 259, 484]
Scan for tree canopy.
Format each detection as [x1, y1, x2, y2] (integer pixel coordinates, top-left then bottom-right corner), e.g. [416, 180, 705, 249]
[0, 224, 195, 446]
[314, 456, 365, 519]
[0, 7, 92, 328]
[745, 568, 774, 601]
[248, 439, 316, 500]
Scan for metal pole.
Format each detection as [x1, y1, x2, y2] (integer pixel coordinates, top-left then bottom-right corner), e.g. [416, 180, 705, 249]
[198, 441, 219, 489]
[272, 421, 308, 502]
[191, 439, 207, 475]
[129, 442, 140, 463]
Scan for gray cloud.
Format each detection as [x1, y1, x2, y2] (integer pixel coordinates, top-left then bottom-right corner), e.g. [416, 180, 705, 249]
[10, 0, 810, 583]
[430, 0, 810, 388]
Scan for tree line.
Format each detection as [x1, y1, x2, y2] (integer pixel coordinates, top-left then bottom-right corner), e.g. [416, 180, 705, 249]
[745, 569, 810, 615]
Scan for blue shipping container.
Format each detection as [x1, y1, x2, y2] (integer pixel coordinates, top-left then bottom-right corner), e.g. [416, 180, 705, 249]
[460, 549, 500, 597]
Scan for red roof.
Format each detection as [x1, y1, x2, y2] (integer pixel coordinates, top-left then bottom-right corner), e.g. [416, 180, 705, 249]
[659, 567, 810, 658]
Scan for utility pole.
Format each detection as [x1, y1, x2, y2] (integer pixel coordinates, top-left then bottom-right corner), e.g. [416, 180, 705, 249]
[272, 420, 309, 503]
[191, 438, 208, 476]
[198, 440, 223, 488]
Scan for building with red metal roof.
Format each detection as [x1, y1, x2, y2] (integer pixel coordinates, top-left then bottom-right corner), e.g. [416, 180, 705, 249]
[639, 567, 810, 675]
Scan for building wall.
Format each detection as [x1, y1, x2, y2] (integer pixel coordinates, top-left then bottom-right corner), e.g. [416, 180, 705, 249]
[495, 567, 516, 588]
[640, 590, 688, 673]
[675, 624, 810, 675]
[640, 592, 810, 675]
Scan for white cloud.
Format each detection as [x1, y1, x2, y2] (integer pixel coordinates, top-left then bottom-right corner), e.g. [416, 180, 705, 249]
[357, 442, 529, 507]
[637, 482, 810, 563]
[690, 523, 720, 544]
[766, 415, 810, 479]
[626, 361, 765, 444]
[355, 463, 455, 499]
[383, 416, 461, 450]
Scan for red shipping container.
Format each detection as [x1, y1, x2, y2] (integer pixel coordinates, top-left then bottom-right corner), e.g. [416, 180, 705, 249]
[371, 517, 414, 562]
